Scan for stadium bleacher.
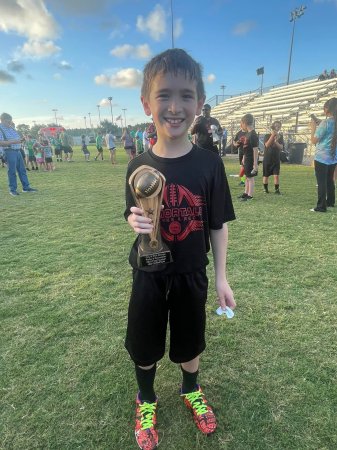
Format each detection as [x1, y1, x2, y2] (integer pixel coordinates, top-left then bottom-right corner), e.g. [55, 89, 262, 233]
[210, 77, 337, 160]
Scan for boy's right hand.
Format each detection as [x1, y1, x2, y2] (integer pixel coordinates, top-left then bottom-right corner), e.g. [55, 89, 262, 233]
[128, 206, 153, 234]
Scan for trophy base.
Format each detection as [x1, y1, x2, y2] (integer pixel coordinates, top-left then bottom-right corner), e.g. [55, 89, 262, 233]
[137, 248, 173, 268]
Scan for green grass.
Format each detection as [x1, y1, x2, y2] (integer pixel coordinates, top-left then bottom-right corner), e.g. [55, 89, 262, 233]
[1, 147, 336, 450]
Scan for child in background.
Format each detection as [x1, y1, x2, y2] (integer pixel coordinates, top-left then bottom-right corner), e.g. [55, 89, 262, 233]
[238, 113, 259, 201]
[25, 135, 38, 170]
[33, 137, 46, 171]
[81, 135, 90, 161]
[94, 131, 104, 160]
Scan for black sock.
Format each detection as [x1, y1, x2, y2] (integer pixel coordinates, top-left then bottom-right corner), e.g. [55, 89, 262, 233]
[181, 366, 199, 394]
[263, 183, 269, 192]
[275, 184, 279, 191]
[135, 365, 157, 403]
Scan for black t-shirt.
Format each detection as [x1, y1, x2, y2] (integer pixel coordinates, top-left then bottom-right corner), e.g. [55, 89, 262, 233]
[191, 116, 222, 151]
[125, 145, 235, 273]
[263, 133, 284, 166]
[242, 130, 259, 160]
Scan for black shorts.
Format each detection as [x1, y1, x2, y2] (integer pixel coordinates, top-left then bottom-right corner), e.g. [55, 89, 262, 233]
[28, 155, 36, 162]
[244, 158, 255, 177]
[54, 147, 62, 155]
[63, 145, 72, 154]
[125, 269, 208, 366]
[45, 157, 53, 163]
[97, 147, 103, 152]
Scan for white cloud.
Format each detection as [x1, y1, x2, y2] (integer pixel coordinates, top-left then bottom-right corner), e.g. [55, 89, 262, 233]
[0, 0, 59, 41]
[206, 73, 216, 83]
[232, 21, 256, 36]
[19, 40, 61, 59]
[99, 98, 117, 107]
[94, 68, 143, 88]
[110, 44, 151, 59]
[137, 4, 166, 41]
[174, 18, 183, 39]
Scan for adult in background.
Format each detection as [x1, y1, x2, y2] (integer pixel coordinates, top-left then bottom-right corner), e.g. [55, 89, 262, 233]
[0, 112, 37, 196]
[221, 127, 228, 156]
[105, 130, 117, 164]
[60, 129, 73, 162]
[263, 121, 284, 195]
[191, 104, 222, 154]
[310, 97, 337, 212]
[94, 131, 104, 161]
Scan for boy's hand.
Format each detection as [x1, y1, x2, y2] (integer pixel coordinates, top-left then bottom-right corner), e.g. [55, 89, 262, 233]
[216, 280, 236, 311]
[128, 206, 153, 234]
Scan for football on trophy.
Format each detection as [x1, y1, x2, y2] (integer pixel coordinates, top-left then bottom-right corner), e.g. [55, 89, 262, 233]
[135, 170, 161, 198]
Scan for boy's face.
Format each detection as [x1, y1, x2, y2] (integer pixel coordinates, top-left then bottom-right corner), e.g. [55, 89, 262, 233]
[141, 71, 204, 143]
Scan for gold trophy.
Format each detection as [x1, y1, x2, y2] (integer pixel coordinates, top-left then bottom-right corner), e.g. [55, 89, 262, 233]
[129, 165, 172, 268]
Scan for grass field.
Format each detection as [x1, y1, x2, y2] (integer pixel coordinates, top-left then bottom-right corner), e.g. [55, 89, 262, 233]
[1, 147, 336, 450]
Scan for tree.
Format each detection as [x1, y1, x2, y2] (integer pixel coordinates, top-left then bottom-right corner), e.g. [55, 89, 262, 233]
[16, 124, 30, 136]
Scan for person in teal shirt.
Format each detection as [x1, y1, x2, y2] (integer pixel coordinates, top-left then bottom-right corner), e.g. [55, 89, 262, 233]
[94, 131, 104, 161]
[310, 97, 337, 212]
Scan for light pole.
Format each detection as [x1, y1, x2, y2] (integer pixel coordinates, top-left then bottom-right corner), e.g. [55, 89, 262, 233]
[108, 96, 113, 124]
[96, 104, 101, 125]
[220, 85, 226, 101]
[287, 5, 307, 85]
[170, 0, 174, 49]
[122, 108, 127, 129]
[84, 116, 87, 130]
[52, 109, 58, 125]
[88, 112, 92, 129]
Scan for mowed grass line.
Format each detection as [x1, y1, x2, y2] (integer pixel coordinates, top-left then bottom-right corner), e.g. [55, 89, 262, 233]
[0, 148, 336, 449]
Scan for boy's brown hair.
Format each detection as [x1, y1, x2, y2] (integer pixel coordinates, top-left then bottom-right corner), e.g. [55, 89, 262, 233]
[241, 113, 254, 127]
[141, 48, 205, 101]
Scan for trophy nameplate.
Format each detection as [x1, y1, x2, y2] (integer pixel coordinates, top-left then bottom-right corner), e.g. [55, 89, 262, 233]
[129, 165, 172, 268]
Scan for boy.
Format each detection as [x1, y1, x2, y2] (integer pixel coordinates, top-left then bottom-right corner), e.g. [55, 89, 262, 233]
[237, 113, 259, 201]
[94, 131, 104, 161]
[124, 49, 236, 450]
[263, 121, 284, 194]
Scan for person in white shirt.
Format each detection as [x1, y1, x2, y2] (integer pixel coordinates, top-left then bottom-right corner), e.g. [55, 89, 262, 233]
[105, 130, 117, 165]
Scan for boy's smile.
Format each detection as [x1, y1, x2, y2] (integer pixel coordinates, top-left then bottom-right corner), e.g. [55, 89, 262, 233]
[142, 71, 204, 145]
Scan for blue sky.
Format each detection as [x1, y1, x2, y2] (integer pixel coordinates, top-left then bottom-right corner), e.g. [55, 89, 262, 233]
[0, 0, 336, 129]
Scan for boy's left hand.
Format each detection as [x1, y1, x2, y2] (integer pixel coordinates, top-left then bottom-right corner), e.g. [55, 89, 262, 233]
[216, 280, 236, 310]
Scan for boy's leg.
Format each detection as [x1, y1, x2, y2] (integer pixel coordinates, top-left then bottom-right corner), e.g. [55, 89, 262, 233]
[263, 175, 269, 193]
[180, 357, 217, 435]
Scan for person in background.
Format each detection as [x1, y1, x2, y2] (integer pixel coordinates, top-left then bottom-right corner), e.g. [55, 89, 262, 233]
[310, 97, 337, 212]
[122, 128, 136, 160]
[105, 130, 116, 164]
[135, 128, 144, 155]
[142, 128, 149, 152]
[221, 127, 228, 156]
[94, 131, 104, 161]
[25, 135, 38, 170]
[233, 121, 246, 185]
[60, 130, 73, 162]
[81, 135, 90, 162]
[238, 113, 259, 201]
[190, 104, 223, 154]
[263, 121, 284, 195]
[0, 112, 37, 196]
[52, 133, 63, 162]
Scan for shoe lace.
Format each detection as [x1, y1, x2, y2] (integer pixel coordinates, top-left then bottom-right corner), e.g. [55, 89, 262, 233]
[139, 402, 157, 430]
[184, 390, 208, 416]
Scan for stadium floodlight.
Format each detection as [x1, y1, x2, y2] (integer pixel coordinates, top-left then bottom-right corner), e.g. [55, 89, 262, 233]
[52, 109, 58, 125]
[287, 6, 307, 85]
[108, 97, 113, 124]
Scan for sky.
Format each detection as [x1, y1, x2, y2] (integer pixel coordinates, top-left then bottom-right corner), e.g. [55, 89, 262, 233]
[0, 0, 337, 129]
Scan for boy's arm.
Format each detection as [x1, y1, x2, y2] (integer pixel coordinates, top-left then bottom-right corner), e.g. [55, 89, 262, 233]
[210, 224, 236, 310]
[253, 147, 259, 170]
